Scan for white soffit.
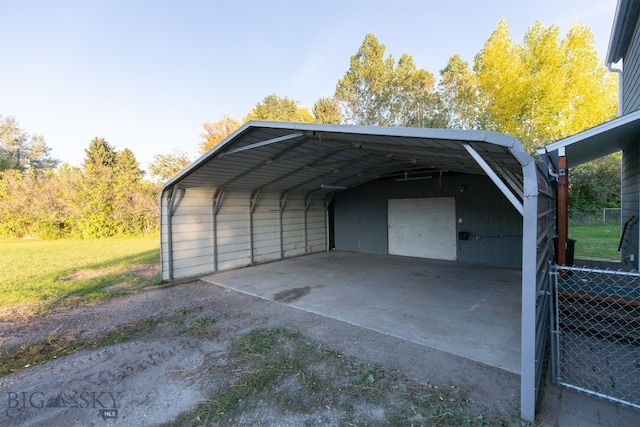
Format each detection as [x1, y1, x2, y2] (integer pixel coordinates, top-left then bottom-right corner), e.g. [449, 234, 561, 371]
[539, 110, 640, 169]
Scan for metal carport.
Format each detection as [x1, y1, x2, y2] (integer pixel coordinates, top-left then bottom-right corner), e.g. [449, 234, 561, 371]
[159, 121, 554, 421]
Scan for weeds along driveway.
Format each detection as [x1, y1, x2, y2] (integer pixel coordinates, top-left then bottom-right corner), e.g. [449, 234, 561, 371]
[0, 281, 523, 426]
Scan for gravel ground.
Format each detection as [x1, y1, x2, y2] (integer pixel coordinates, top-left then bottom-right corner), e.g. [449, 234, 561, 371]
[0, 280, 524, 426]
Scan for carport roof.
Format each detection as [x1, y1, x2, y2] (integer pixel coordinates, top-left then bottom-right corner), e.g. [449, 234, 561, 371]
[538, 110, 640, 169]
[162, 121, 532, 208]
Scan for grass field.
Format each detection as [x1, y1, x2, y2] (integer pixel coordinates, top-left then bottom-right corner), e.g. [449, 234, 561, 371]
[569, 224, 620, 261]
[0, 235, 162, 314]
[0, 225, 621, 315]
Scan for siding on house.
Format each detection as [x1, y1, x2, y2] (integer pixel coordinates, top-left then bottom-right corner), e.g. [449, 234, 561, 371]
[621, 141, 640, 261]
[334, 173, 522, 268]
[618, 10, 640, 268]
[622, 17, 640, 114]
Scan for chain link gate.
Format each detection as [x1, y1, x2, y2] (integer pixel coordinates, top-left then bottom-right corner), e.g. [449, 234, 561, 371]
[551, 265, 640, 409]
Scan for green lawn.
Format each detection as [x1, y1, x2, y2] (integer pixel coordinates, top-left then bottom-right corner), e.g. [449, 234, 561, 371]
[0, 235, 162, 313]
[569, 224, 620, 261]
[0, 226, 621, 314]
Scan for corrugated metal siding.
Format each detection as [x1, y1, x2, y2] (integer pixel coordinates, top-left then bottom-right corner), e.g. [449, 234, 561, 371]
[282, 197, 308, 258]
[215, 191, 251, 271]
[520, 162, 555, 421]
[333, 184, 388, 253]
[162, 187, 215, 280]
[535, 165, 555, 402]
[334, 174, 522, 267]
[251, 193, 280, 264]
[160, 192, 171, 280]
[161, 189, 327, 280]
[455, 175, 522, 266]
[306, 203, 327, 253]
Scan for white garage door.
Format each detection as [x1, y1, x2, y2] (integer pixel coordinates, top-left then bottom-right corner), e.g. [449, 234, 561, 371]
[388, 197, 457, 260]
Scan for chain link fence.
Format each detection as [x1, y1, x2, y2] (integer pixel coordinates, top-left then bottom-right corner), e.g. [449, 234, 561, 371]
[552, 265, 640, 409]
[569, 208, 621, 226]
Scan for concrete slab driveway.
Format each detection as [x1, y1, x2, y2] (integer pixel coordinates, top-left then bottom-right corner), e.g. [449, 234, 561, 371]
[202, 250, 522, 373]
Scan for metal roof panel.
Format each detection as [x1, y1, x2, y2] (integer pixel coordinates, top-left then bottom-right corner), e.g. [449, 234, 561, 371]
[161, 122, 529, 201]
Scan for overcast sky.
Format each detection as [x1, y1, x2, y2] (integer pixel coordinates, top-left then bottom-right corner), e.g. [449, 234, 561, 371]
[0, 0, 619, 169]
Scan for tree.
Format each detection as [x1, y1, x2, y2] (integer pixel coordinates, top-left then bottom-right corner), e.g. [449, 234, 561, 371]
[25, 135, 59, 171]
[200, 114, 241, 154]
[438, 55, 482, 130]
[392, 54, 440, 127]
[243, 94, 314, 123]
[83, 137, 116, 172]
[0, 146, 13, 171]
[0, 115, 27, 170]
[0, 136, 159, 239]
[334, 34, 395, 126]
[334, 33, 438, 127]
[148, 148, 192, 182]
[76, 138, 157, 237]
[473, 20, 527, 137]
[0, 168, 76, 238]
[0, 115, 59, 172]
[561, 24, 618, 135]
[312, 97, 342, 124]
[114, 148, 143, 184]
[472, 20, 617, 152]
[570, 154, 621, 211]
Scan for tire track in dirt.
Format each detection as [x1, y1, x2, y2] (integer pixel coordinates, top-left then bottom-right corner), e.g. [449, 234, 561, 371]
[1, 335, 227, 427]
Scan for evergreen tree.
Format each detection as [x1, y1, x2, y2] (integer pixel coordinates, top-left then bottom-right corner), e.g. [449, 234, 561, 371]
[83, 137, 116, 172]
[312, 97, 342, 124]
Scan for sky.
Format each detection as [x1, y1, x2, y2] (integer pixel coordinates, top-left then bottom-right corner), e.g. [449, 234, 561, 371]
[0, 0, 619, 170]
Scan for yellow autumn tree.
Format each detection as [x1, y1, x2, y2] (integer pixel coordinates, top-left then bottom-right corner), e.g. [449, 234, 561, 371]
[243, 94, 314, 123]
[472, 19, 617, 152]
[200, 114, 241, 154]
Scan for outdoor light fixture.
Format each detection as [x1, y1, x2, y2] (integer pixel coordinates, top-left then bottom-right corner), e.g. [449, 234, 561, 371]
[395, 176, 433, 182]
[321, 184, 347, 190]
[395, 171, 433, 182]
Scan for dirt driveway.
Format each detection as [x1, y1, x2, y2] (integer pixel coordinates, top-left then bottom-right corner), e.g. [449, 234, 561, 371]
[0, 280, 524, 426]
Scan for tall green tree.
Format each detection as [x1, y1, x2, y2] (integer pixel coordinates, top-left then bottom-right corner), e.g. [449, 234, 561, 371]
[0, 115, 58, 172]
[438, 55, 483, 130]
[76, 138, 154, 237]
[335, 34, 396, 126]
[83, 137, 117, 172]
[393, 54, 440, 127]
[0, 115, 28, 170]
[243, 94, 314, 123]
[114, 148, 143, 184]
[334, 33, 438, 127]
[26, 135, 59, 171]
